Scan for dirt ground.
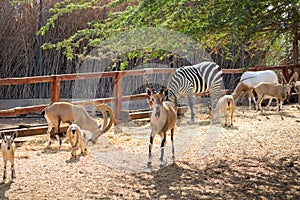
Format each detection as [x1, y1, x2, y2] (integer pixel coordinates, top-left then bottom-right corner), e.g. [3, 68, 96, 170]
[0, 102, 300, 200]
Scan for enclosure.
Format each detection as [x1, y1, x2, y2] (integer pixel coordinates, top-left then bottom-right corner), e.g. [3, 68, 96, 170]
[0, 101, 299, 199]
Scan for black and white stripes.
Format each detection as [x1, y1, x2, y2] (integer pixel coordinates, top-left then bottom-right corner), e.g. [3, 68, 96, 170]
[167, 61, 223, 121]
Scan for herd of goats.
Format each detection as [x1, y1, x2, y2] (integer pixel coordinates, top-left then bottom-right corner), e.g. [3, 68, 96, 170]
[1, 61, 300, 183]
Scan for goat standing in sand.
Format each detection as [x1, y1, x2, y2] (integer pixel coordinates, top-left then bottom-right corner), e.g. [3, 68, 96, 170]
[212, 95, 235, 126]
[1, 132, 17, 184]
[147, 86, 177, 168]
[42, 102, 113, 147]
[67, 124, 87, 159]
[254, 82, 294, 112]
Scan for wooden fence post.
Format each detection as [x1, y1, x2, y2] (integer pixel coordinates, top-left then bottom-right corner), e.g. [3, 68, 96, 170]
[113, 72, 123, 121]
[50, 76, 60, 103]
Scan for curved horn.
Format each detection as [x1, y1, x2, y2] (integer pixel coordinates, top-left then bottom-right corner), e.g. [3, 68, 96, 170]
[95, 104, 114, 134]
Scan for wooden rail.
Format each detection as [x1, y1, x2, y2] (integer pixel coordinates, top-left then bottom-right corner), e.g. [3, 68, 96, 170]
[0, 68, 175, 119]
[0, 64, 299, 119]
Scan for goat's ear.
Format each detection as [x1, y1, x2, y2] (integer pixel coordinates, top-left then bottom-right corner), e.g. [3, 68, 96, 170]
[12, 131, 18, 140]
[146, 88, 152, 96]
[290, 82, 295, 87]
[163, 89, 168, 97]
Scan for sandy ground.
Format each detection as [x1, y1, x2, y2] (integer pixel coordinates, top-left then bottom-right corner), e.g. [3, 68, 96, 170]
[0, 103, 300, 199]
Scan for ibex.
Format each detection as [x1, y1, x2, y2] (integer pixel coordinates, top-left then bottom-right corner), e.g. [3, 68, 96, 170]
[1, 132, 18, 184]
[42, 102, 113, 147]
[146, 86, 177, 168]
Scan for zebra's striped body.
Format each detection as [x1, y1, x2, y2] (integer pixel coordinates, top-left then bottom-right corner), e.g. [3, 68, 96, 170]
[167, 61, 223, 121]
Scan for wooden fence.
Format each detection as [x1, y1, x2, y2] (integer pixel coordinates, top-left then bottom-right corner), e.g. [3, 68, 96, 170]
[0, 64, 299, 120]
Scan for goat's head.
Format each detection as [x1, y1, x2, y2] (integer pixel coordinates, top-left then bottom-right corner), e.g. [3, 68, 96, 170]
[282, 82, 295, 100]
[146, 86, 168, 107]
[1, 132, 17, 151]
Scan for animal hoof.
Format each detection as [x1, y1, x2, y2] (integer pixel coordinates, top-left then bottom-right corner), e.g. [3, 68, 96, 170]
[147, 162, 152, 168]
[88, 138, 96, 144]
[172, 156, 175, 162]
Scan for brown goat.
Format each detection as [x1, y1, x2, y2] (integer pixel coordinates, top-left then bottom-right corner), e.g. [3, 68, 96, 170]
[42, 102, 113, 147]
[254, 82, 294, 112]
[1, 132, 17, 184]
[146, 87, 177, 168]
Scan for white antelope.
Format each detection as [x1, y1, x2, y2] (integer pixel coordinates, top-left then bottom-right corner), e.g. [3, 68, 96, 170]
[147, 86, 177, 168]
[233, 70, 278, 109]
[42, 102, 113, 147]
[66, 124, 87, 159]
[1, 132, 17, 184]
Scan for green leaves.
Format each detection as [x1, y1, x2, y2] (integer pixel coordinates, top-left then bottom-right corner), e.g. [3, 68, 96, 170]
[39, 0, 300, 67]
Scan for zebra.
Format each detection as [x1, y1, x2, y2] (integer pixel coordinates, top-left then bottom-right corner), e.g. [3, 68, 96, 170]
[167, 61, 223, 121]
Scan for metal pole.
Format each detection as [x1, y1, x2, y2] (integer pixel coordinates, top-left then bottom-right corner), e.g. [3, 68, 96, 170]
[38, 0, 43, 98]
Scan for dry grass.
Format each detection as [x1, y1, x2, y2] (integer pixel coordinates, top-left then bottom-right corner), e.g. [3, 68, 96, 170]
[0, 103, 300, 199]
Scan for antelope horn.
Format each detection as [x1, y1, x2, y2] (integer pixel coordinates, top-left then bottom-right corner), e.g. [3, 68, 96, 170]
[288, 71, 299, 84]
[278, 72, 287, 84]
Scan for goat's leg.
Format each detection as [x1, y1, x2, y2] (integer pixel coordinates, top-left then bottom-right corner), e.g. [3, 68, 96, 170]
[256, 94, 263, 112]
[46, 124, 54, 147]
[55, 120, 62, 146]
[11, 161, 15, 180]
[171, 129, 175, 163]
[159, 133, 167, 168]
[231, 108, 234, 126]
[1, 161, 7, 184]
[147, 133, 155, 167]
[80, 141, 87, 155]
[224, 111, 228, 126]
[248, 91, 256, 110]
[71, 147, 76, 159]
[277, 99, 282, 112]
[265, 98, 273, 110]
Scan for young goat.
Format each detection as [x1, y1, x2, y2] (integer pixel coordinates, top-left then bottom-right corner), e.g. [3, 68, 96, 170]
[253, 82, 294, 112]
[147, 87, 177, 168]
[1, 132, 17, 184]
[212, 95, 235, 126]
[42, 102, 113, 147]
[66, 124, 87, 159]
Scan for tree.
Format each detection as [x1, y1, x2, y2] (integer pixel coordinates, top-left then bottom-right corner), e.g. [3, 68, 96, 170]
[40, 0, 300, 68]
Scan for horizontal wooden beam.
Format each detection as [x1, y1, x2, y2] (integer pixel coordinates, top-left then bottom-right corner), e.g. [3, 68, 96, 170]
[0, 124, 69, 138]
